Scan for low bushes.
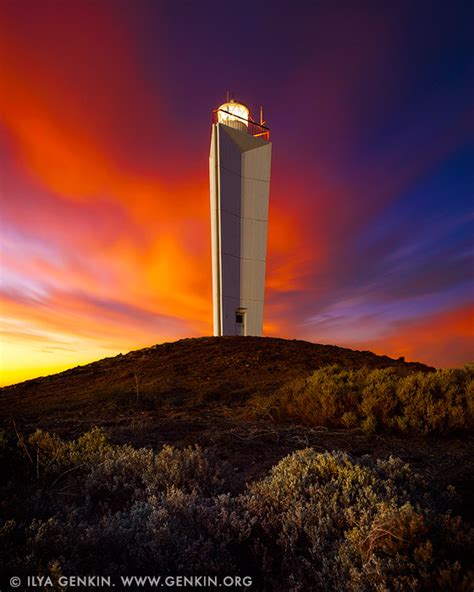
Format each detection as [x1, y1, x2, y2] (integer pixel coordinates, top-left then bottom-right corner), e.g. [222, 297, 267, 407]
[246, 365, 474, 434]
[244, 449, 473, 590]
[1, 428, 473, 590]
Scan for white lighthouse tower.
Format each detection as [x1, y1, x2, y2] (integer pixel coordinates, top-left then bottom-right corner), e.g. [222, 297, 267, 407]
[209, 98, 272, 336]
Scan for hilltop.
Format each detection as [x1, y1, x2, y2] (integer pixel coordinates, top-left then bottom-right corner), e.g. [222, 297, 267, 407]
[1, 336, 429, 423]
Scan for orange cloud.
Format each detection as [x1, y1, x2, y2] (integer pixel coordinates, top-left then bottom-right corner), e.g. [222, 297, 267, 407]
[357, 304, 474, 368]
[0, 5, 302, 386]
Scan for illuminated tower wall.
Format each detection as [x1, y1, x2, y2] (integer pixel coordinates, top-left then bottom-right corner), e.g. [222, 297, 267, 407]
[209, 102, 272, 336]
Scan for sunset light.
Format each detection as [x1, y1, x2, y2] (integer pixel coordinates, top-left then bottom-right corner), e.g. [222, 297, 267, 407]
[1, 3, 473, 587]
[0, 1, 472, 386]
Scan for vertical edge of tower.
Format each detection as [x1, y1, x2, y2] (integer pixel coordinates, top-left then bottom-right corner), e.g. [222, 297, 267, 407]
[217, 124, 245, 335]
[209, 124, 222, 336]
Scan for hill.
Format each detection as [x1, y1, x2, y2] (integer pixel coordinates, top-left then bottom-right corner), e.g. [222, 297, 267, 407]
[1, 337, 472, 503]
[1, 336, 430, 419]
[1, 337, 473, 588]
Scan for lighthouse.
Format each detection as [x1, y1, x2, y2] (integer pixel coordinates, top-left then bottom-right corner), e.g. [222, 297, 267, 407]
[209, 98, 272, 336]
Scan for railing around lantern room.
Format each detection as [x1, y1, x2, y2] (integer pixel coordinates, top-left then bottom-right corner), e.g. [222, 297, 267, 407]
[212, 108, 271, 141]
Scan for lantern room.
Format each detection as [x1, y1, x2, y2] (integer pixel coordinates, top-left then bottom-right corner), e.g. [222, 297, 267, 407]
[216, 99, 250, 131]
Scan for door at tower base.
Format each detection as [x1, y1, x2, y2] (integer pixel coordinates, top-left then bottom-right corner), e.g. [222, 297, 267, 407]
[210, 123, 272, 336]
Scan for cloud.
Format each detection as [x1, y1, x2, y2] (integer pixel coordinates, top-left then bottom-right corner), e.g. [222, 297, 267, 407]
[356, 303, 474, 368]
[0, 1, 472, 384]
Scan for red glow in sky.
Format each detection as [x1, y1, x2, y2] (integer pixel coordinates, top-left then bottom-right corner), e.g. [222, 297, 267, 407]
[1, 1, 472, 384]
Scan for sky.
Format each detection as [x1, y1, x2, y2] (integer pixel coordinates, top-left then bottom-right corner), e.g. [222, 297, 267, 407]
[0, 0, 473, 385]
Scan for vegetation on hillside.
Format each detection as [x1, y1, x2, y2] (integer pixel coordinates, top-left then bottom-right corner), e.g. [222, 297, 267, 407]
[1, 428, 473, 591]
[246, 365, 474, 435]
[0, 337, 432, 424]
[1, 339, 473, 589]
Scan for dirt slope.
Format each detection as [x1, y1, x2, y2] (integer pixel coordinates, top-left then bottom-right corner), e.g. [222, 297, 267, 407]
[0, 336, 430, 421]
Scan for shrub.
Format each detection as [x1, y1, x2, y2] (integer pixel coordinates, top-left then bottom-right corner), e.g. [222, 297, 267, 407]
[247, 366, 367, 426]
[25, 490, 242, 576]
[27, 426, 112, 477]
[396, 369, 470, 434]
[243, 449, 474, 591]
[24, 428, 234, 504]
[1, 429, 473, 590]
[246, 365, 474, 435]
